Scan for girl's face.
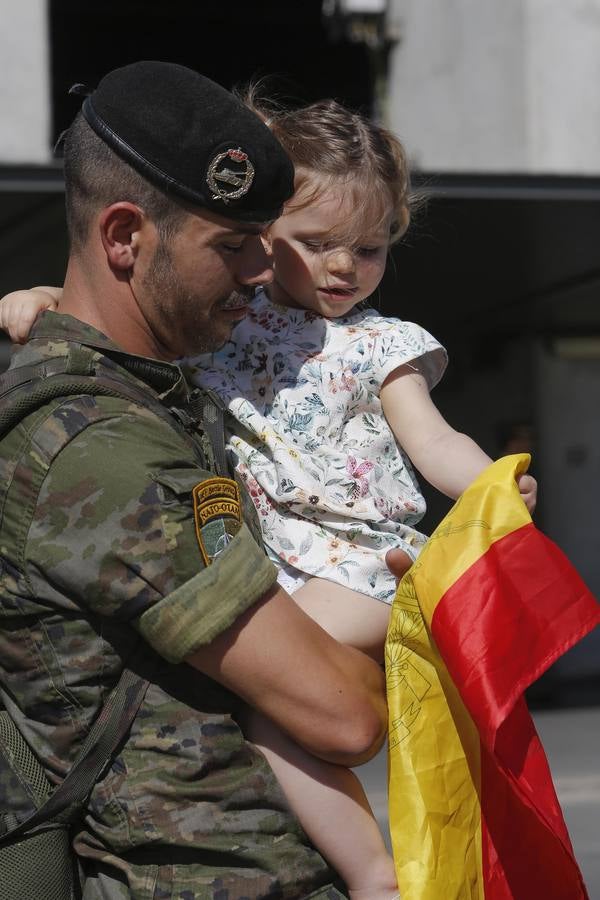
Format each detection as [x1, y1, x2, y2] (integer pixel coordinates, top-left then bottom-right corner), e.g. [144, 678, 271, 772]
[263, 175, 392, 318]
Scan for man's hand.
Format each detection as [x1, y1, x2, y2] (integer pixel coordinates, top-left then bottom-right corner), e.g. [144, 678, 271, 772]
[0, 287, 60, 344]
[517, 473, 537, 514]
[385, 547, 413, 581]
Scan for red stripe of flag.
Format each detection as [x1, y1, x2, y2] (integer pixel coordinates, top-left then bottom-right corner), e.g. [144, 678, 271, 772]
[432, 523, 598, 746]
[431, 522, 598, 899]
[481, 704, 585, 899]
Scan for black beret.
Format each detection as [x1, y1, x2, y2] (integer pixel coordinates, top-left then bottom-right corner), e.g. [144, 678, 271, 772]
[78, 60, 294, 223]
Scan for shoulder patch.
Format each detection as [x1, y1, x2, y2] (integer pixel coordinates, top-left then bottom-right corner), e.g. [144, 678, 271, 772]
[192, 477, 242, 565]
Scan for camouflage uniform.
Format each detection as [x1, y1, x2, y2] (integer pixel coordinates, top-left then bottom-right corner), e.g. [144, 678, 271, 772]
[0, 313, 346, 900]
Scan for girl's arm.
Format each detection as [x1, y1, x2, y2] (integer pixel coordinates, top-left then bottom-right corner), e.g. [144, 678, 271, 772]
[0, 287, 61, 343]
[380, 364, 537, 512]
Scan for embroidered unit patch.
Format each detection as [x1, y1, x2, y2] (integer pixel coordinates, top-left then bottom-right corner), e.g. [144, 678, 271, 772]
[193, 477, 243, 565]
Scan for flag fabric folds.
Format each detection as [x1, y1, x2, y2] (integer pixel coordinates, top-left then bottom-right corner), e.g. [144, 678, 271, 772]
[385, 454, 600, 900]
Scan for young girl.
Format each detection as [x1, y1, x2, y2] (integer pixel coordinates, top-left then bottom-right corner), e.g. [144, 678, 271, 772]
[0, 99, 536, 899]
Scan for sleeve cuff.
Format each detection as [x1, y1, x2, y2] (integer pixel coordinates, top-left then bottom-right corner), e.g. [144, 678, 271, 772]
[378, 345, 448, 392]
[136, 524, 277, 663]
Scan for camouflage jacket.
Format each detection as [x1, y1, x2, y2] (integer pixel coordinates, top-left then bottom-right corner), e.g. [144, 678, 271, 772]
[0, 313, 345, 900]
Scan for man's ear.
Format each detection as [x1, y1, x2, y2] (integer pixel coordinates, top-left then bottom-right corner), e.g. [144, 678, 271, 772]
[99, 203, 145, 270]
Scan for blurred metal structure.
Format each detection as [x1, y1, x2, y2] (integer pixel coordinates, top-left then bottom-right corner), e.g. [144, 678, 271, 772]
[323, 0, 388, 45]
[322, 0, 398, 118]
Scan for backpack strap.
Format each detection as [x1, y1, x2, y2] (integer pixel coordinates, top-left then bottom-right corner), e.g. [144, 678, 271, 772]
[0, 356, 230, 475]
[0, 651, 149, 842]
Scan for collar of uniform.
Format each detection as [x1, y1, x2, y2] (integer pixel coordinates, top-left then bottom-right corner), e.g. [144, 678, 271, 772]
[27, 311, 189, 405]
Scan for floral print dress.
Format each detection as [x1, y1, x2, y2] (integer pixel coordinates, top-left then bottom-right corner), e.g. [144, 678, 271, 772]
[185, 289, 447, 603]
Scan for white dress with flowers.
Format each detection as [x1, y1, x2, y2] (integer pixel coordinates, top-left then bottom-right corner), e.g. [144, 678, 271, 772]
[185, 288, 447, 603]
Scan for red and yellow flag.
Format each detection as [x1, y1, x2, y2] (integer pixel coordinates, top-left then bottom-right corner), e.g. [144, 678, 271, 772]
[386, 455, 600, 899]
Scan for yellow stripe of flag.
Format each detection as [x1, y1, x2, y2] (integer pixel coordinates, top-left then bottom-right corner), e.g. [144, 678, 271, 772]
[386, 455, 531, 899]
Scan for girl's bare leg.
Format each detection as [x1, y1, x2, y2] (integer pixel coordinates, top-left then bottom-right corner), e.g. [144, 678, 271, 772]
[245, 576, 406, 899]
[245, 708, 397, 899]
[292, 576, 396, 663]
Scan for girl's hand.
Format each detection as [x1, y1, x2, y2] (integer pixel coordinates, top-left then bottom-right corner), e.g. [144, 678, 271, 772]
[517, 473, 537, 514]
[0, 287, 60, 344]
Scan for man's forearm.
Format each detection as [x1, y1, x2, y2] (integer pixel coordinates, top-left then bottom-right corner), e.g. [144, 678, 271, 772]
[186, 584, 388, 766]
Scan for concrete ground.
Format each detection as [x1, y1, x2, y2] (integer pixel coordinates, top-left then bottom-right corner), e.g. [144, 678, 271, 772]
[358, 705, 600, 896]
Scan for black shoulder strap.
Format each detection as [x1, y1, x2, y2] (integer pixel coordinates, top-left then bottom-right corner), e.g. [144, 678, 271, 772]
[186, 387, 230, 475]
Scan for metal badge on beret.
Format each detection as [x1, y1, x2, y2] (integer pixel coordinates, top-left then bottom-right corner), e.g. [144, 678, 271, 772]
[206, 147, 255, 203]
[192, 477, 242, 565]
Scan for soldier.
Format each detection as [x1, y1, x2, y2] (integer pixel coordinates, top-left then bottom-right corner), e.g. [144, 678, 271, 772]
[0, 62, 401, 898]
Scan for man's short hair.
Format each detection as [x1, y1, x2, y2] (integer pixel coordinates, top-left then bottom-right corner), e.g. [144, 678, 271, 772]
[63, 112, 188, 251]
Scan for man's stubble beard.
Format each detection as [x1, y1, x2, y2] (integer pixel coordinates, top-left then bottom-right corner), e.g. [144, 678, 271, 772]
[142, 239, 233, 356]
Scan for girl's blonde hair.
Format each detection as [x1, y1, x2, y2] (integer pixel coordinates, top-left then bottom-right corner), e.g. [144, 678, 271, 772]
[242, 90, 412, 246]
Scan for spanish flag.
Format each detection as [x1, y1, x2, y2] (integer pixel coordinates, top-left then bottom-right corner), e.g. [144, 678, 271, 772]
[386, 455, 599, 899]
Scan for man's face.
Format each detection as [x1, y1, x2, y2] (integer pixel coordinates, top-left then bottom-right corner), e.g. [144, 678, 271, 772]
[137, 208, 273, 358]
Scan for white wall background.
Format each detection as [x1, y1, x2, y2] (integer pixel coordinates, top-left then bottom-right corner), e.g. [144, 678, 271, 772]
[0, 0, 51, 163]
[388, 0, 600, 174]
